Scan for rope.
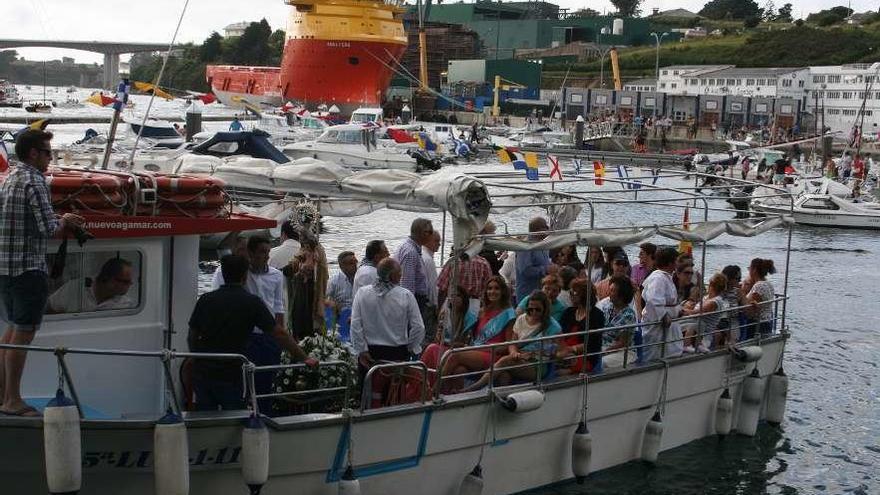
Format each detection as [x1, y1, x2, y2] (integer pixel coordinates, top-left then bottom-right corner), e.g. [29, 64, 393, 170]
[128, 0, 192, 165]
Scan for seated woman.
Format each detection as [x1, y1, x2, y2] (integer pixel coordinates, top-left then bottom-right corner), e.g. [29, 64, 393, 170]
[425, 277, 516, 392]
[463, 291, 561, 391]
[679, 273, 728, 353]
[420, 285, 476, 372]
[596, 275, 638, 369]
[516, 274, 567, 322]
[554, 278, 605, 375]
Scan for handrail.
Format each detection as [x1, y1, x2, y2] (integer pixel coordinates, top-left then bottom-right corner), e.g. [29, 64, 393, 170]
[434, 295, 787, 398]
[361, 361, 429, 412]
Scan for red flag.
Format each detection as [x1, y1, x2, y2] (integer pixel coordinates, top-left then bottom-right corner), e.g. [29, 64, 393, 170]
[198, 93, 217, 104]
[0, 141, 8, 173]
[548, 154, 562, 181]
[593, 160, 605, 186]
[387, 128, 417, 144]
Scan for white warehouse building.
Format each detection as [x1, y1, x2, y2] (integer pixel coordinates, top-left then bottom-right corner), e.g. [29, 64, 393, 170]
[808, 63, 880, 139]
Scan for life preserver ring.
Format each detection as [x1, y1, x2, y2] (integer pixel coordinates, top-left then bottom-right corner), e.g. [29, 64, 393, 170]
[153, 175, 225, 193]
[52, 191, 126, 210]
[46, 172, 125, 191]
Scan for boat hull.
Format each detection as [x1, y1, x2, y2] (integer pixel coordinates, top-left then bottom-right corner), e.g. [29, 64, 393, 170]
[751, 203, 880, 229]
[0, 337, 787, 494]
[279, 39, 406, 115]
[284, 144, 417, 172]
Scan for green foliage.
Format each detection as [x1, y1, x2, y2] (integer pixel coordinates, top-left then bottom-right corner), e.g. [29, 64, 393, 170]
[610, 0, 642, 18]
[805, 6, 853, 26]
[743, 15, 761, 27]
[699, 0, 762, 20]
[775, 3, 793, 22]
[570, 8, 600, 18]
[130, 19, 285, 92]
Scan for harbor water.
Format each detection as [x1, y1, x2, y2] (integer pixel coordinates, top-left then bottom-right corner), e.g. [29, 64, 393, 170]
[4, 87, 878, 494]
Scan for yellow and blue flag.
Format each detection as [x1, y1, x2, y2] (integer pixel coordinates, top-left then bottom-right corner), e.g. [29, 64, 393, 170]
[526, 154, 539, 180]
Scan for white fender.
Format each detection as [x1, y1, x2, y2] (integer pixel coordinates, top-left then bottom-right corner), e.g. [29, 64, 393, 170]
[457, 465, 484, 495]
[338, 466, 361, 495]
[734, 346, 763, 363]
[43, 389, 82, 494]
[641, 411, 664, 464]
[571, 421, 592, 483]
[715, 388, 733, 437]
[765, 367, 789, 426]
[501, 390, 544, 413]
[738, 368, 765, 437]
[153, 411, 190, 495]
[242, 415, 270, 494]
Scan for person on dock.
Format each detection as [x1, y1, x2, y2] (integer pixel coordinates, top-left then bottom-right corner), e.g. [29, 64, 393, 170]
[189, 255, 315, 411]
[229, 116, 244, 132]
[0, 129, 83, 417]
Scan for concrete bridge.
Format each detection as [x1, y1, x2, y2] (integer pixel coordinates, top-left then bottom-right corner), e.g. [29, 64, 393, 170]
[0, 39, 175, 88]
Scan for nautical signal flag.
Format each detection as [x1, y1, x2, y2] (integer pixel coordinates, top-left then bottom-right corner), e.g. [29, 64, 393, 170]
[417, 133, 437, 152]
[593, 160, 605, 186]
[573, 158, 583, 175]
[0, 140, 8, 173]
[494, 145, 519, 164]
[679, 206, 693, 255]
[526, 154, 539, 181]
[548, 154, 562, 181]
[514, 151, 537, 171]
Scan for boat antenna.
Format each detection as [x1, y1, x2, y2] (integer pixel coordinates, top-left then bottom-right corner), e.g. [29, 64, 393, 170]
[128, 0, 192, 166]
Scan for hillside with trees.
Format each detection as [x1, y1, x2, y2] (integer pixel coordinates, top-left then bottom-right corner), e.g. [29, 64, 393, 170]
[130, 19, 284, 93]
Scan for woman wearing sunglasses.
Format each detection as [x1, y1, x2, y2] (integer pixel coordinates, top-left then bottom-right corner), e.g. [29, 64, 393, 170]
[555, 277, 606, 375]
[463, 290, 561, 391]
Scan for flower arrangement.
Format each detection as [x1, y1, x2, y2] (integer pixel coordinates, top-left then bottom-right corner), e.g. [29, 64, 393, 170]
[272, 332, 359, 414]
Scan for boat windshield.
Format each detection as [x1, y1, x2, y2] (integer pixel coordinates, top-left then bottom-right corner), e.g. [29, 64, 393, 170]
[318, 129, 362, 144]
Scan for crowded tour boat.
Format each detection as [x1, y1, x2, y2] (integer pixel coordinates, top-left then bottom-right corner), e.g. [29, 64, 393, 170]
[0, 161, 794, 495]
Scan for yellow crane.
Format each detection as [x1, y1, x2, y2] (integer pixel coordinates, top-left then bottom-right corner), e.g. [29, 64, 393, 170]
[609, 47, 622, 91]
[492, 75, 527, 117]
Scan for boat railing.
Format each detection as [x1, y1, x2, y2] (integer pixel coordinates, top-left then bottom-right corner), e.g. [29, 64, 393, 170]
[360, 361, 430, 412]
[251, 360, 354, 410]
[433, 295, 787, 399]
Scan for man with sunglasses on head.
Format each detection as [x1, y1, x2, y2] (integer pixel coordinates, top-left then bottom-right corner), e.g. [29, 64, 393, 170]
[0, 129, 83, 417]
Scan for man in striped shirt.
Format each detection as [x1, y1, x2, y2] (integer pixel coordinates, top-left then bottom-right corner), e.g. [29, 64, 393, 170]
[0, 130, 82, 417]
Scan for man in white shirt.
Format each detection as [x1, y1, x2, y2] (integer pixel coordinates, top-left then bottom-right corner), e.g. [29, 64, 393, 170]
[48, 258, 136, 313]
[420, 231, 441, 345]
[352, 240, 389, 295]
[640, 247, 682, 362]
[326, 251, 357, 314]
[350, 258, 424, 384]
[268, 222, 301, 270]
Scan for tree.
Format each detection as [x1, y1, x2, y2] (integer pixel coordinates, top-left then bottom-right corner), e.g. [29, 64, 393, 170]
[762, 0, 775, 21]
[201, 32, 223, 62]
[699, 0, 762, 20]
[776, 3, 793, 22]
[610, 0, 641, 18]
[805, 6, 853, 27]
[232, 19, 273, 65]
[571, 8, 600, 18]
[744, 14, 761, 27]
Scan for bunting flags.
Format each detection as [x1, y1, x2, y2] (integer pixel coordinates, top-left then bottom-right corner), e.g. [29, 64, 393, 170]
[593, 160, 605, 186]
[86, 93, 115, 107]
[0, 140, 8, 173]
[132, 81, 174, 100]
[679, 206, 693, 255]
[548, 154, 562, 181]
[494, 145, 520, 164]
[573, 158, 582, 175]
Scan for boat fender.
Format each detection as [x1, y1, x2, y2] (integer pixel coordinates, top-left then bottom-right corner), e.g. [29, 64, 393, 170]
[457, 465, 484, 495]
[641, 411, 664, 464]
[242, 414, 270, 494]
[43, 389, 82, 495]
[715, 388, 733, 437]
[153, 410, 190, 495]
[765, 367, 789, 427]
[338, 466, 361, 495]
[737, 368, 764, 437]
[501, 390, 544, 413]
[570, 421, 592, 484]
[734, 346, 763, 363]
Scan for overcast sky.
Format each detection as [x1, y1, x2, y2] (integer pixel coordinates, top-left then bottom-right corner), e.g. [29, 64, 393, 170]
[5, 0, 877, 64]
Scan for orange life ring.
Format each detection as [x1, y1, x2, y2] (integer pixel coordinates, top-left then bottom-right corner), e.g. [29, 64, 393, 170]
[46, 172, 125, 191]
[153, 175, 225, 193]
[52, 191, 126, 209]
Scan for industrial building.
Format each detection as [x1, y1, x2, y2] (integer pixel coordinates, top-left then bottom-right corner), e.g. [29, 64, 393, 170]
[807, 63, 880, 138]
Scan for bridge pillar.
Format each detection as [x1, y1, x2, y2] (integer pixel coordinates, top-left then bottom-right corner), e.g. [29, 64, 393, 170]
[102, 53, 120, 89]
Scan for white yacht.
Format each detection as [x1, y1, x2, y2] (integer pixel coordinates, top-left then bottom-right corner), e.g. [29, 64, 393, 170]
[283, 124, 441, 172]
[751, 176, 880, 229]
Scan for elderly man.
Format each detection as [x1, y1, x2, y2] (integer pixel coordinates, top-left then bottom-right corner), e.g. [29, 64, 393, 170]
[47, 258, 136, 313]
[394, 218, 433, 308]
[514, 216, 553, 304]
[0, 129, 83, 417]
[353, 240, 389, 295]
[350, 258, 424, 378]
[640, 247, 682, 362]
[326, 251, 357, 314]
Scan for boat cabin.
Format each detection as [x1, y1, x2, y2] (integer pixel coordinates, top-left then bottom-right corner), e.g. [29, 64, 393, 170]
[349, 107, 383, 124]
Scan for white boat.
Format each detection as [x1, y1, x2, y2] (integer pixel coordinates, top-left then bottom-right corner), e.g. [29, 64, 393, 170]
[751, 176, 880, 229]
[0, 165, 793, 494]
[251, 114, 330, 143]
[0, 79, 23, 108]
[283, 124, 441, 172]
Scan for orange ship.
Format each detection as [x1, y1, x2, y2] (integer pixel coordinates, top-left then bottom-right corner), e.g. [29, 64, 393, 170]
[207, 0, 407, 115]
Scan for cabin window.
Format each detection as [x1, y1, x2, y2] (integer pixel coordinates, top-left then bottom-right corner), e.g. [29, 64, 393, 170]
[206, 141, 241, 154]
[801, 199, 839, 211]
[44, 250, 142, 315]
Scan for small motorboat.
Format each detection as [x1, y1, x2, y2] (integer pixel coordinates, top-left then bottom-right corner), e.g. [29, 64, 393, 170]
[751, 177, 880, 229]
[24, 101, 53, 113]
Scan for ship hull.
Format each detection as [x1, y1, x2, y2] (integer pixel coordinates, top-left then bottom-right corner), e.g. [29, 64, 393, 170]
[279, 39, 405, 114]
[206, 66, 283, 109]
